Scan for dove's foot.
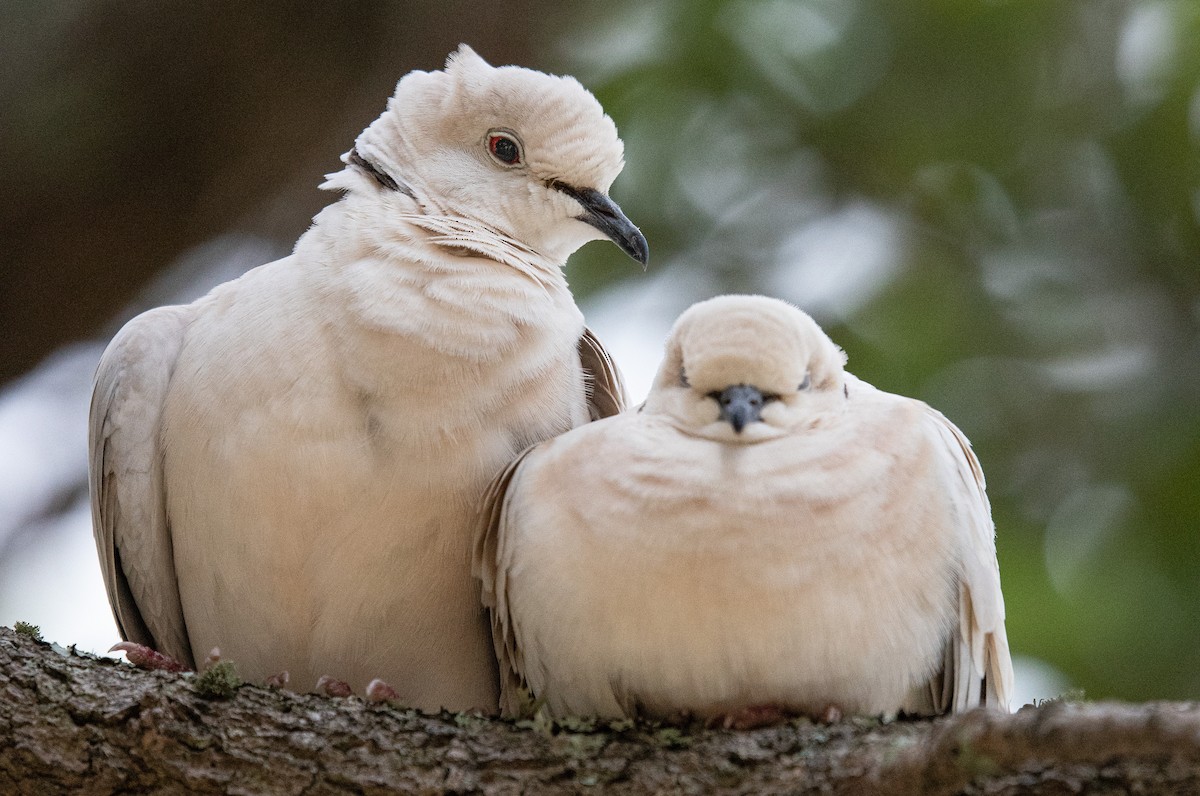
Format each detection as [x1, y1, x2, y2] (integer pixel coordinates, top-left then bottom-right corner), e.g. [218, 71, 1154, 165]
[706, 703, 790, 730]
[264, 671, 290, 689]
[365, 678, 401, 703]
[109, 641, 189, 673]
[817, 703, 844, 724]
[315, 675, 353, 697]
[315, 676, 408, 703]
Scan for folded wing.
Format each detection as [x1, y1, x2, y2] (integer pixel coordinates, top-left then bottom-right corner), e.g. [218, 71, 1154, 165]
[908, 405, 1014, 714]
[89, 306, 194, 667]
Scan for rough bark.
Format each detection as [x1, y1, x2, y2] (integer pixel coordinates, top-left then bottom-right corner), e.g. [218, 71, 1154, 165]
[2, 626, 1198, 795]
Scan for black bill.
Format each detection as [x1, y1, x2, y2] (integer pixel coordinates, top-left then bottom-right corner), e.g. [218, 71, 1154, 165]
[552, 181, 649, 267]
[714, 384, 765, 433]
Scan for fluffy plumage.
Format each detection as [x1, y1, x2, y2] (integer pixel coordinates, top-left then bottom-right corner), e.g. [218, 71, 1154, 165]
[475, 295, 1013, 720]
[90, 45, 643, 711]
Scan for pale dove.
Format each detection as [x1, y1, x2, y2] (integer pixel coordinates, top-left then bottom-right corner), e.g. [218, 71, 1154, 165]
[89, 45, 645, 711]
[475, 294, 1013, 722]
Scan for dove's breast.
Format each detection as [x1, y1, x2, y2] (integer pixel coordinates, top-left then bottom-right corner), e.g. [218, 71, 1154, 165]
[503, 408, 962, 719]
[161, 251, 587, 709]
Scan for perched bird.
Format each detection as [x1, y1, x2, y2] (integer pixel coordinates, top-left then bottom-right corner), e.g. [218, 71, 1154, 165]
[475, 295, 1013, 723]
[89, 44, 645, 711]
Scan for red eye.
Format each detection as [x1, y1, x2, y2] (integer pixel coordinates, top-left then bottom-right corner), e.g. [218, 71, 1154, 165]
[488, 134, 522, 165]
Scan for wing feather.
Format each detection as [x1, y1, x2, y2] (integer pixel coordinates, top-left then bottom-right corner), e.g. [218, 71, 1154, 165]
[89, 305, 195, 667]
[473, 328, 623, 716]
[472, 445, 543, 717]
[577, 326, 626, 420]
[923, 407, 1014, 713]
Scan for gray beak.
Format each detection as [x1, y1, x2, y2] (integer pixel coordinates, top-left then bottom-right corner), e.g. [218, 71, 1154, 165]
[552, 182, 649, 267]
[714, 384, 765, 433]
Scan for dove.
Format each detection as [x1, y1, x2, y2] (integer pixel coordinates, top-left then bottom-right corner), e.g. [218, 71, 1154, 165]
[475, 294, 1013, 723]
[89, 44, 645, 712]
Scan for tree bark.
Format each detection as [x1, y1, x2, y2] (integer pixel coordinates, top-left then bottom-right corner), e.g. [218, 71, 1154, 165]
[2, 627, 1198, 795]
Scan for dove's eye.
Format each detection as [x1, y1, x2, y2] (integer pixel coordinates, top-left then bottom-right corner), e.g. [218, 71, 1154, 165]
[487, 132, 523, 166]
[798, 372, 811, 391]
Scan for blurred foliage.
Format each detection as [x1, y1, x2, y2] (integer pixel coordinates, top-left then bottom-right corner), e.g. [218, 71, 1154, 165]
[0, 1, 546, 382]
[3, 1, 1197, 703]
[556, 0, 1200, 700]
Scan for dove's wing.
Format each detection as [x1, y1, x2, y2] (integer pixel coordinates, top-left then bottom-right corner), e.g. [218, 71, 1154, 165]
[916, 406, 1014, 714]
[476, 330, 622, 716]
[474, 443, 543, 717]
[578, 326, 626, 420]
[89, 305, 195, 667]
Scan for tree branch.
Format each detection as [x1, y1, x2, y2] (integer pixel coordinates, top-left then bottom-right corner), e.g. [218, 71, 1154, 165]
[2, 626, 1197, 794]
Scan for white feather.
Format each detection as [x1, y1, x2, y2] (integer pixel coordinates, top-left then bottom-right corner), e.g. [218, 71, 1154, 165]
[477, 295, 1013, 720]
[90, 45, 636, 711]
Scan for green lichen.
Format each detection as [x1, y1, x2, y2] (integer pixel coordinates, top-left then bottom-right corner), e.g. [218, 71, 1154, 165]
[651, 726, 693, 749]
[557, 714, 598, 733]
[509, 705, 703, 752]
[561, 731, 607, 758]
[453, 711, 491, 731]
[514, 704, 556, 736]
[193, 660, 242, 699]
[13, 621, 42, 641]
[1031, 688, 1087, 708]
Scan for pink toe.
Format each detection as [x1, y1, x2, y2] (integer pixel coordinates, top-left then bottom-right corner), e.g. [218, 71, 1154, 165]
[264, 671, 290, 689]
[365, 678, 400, 703]
[316, 675, 352, 698]
[109, 642, 189, 673]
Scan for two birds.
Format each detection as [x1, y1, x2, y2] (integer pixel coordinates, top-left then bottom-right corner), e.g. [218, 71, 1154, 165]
[89, 45, 1012, 721]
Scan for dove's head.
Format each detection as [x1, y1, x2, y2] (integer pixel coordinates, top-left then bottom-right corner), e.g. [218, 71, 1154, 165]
[644, 295, 848, 442]
[334, 44, 647, 268]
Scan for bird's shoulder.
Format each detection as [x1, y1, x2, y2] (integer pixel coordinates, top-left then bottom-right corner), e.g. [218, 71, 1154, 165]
[837, 373, 953, 450]
[93, 304, 197, 410]
[516, 410, 678, 474]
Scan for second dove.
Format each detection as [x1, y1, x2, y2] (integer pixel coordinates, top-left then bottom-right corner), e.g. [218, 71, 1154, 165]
[476, 295, 1013, 723]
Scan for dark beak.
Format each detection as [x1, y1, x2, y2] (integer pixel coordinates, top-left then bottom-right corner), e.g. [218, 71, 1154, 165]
[713, 384, 765, 433]
[552, 182, 649, 267]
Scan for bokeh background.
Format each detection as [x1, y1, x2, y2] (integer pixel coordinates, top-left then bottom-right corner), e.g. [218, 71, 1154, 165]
[2, 1, 1197, 705]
